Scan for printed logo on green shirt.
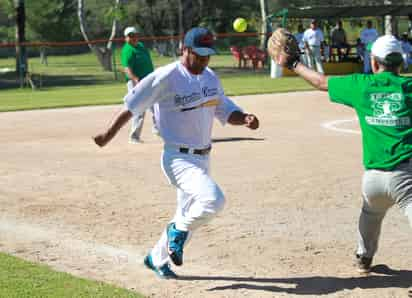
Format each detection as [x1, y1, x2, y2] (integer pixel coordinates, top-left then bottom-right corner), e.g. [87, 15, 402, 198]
[365, 92, 410, 126]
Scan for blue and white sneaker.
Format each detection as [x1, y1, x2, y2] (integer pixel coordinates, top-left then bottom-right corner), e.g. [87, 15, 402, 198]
[167, 223, 188, 266]
[144, 254, 177, 279]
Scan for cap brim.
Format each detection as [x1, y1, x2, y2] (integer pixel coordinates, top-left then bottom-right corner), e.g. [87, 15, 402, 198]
[192, 47, 216, 56]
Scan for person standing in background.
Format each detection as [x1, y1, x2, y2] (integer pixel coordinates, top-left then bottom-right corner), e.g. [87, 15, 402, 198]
[121, 26, 158, 143]
[303, 19, 325, 74]
[360, 20, 379, 73]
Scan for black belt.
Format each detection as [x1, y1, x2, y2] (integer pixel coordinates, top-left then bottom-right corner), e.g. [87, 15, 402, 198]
[179, 146, 211, 155]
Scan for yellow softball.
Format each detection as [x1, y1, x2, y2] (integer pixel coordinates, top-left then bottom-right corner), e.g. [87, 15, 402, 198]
[233, 18, 247, 33]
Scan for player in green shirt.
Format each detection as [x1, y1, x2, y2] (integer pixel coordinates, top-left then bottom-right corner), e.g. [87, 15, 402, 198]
[121, 26, 157, 143]
[276, 34, 412, 274]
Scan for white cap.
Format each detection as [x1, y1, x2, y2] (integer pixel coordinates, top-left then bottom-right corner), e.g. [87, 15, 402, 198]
[371, 35, 403, 59]
[124, 26, 137, 37]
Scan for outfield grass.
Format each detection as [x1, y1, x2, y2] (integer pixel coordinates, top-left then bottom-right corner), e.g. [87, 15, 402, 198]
[0, 253, 142, 298]
[0, 51, 314, 111]
[0, 74, 313, 112]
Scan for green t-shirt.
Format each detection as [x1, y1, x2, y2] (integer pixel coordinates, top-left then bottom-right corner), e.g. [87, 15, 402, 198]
[121, 42, 154, 81]
[328, 72, 412, 170]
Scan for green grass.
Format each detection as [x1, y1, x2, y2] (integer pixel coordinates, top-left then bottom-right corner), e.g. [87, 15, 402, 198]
[1, 51, 314, 111]
[0, 51, 313, 112]
[0, 253, 143, 298]
[0, 74, 313, 112]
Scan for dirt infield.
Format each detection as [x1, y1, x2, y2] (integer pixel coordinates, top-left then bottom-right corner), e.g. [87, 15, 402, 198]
[1, 91, 411, 298]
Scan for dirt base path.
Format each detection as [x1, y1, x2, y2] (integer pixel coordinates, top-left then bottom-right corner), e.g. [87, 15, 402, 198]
[1, 91, 411, 298]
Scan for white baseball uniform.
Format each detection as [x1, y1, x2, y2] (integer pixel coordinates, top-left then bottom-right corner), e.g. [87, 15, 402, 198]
[124, 61, 242, 267]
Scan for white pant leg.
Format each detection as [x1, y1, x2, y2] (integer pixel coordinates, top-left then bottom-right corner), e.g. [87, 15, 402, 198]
[130, 112, 145, 140]
[363, 52, 371, 73]
[305, 49, 314, 69]
[126, 81, 145, 140]
[311, 46, 324, 74]
[150, 148, 225, 267]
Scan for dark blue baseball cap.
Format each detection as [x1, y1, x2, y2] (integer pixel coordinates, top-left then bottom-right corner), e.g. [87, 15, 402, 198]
[184, 27, 216, 56]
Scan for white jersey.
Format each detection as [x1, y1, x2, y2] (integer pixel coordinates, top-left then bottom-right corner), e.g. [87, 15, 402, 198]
[294, 32, 305, 49]
[360, 28, 378, 45]
[302, 28, 324, 47]
[124, 61, 242, 148]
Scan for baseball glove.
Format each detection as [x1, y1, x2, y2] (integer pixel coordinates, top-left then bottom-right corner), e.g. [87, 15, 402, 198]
[267, 28, 301, 69]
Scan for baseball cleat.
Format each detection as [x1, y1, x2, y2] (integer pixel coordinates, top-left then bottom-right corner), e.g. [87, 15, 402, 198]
[167, 223, 188, 266]
[144, 254, 177, 279]
[355, 254, 373, 274]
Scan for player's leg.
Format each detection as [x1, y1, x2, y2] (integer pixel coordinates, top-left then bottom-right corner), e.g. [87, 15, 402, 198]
[312, 46, 324, 74]
[160, 149, 225, 266]
[150, 189, 193, 268]
[390, 163, 412, 228]
[129, 112, 145, 143]
[145, 189, 189, 278]
[305, 48, 314, 69]
[126, 80, 146, 143]
[356, 169, 394, 273]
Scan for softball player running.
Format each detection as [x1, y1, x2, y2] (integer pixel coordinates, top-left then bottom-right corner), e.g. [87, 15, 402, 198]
[94, 27, 259, 279]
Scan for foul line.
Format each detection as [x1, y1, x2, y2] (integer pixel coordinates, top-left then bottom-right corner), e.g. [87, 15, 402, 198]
[321, 118, 360, 135]
[0, 216, 144, 266]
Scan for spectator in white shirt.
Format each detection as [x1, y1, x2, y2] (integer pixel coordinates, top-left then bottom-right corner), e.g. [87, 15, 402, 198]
[303, 19, 325, 74]
[360, 20, 379, 73]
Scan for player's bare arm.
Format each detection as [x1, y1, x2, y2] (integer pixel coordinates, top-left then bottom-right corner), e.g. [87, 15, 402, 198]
[227, 110, 259, 130]
[93, 108, 133, 147]
[294, 62, 329, 91]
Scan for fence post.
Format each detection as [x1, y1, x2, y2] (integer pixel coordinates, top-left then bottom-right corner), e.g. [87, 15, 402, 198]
[112, 43, 118, 80]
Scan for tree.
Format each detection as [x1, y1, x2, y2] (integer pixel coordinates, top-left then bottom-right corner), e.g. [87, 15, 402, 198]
[14, 0, 27, 79]
[26, 0, 79, 64]
[26, 0, 79, 42]
[77, 0, 121, 71]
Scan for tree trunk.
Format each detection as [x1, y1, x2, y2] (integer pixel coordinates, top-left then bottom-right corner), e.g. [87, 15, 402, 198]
[77, 0, 119, 71]
[15, 0, 27, 79]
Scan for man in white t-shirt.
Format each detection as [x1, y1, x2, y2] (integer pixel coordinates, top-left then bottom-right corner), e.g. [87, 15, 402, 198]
[360, 20, 379, 73]
[303, 19, 325, 74]
[93, 27, 259, 279]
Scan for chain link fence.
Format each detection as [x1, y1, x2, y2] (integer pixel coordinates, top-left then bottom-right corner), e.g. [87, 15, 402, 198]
[0, 32, 268, 90]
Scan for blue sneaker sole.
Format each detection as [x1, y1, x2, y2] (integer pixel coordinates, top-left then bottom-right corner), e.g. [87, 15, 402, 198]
[144, 255, 177, 279]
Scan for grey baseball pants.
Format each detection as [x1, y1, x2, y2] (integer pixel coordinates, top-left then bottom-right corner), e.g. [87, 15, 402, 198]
[357, 161, 412, 259]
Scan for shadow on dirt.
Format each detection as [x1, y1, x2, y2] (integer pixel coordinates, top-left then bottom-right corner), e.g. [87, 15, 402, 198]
[179, 265, 412, 296]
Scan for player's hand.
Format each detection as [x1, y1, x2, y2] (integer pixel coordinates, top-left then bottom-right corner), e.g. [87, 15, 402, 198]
[93, 133, 109, 147]
[244, 114, 259, 130]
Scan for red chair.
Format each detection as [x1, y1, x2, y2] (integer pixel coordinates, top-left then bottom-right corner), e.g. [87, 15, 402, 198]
[242, 45, 267, 69]
[230, 46, 245, 68]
